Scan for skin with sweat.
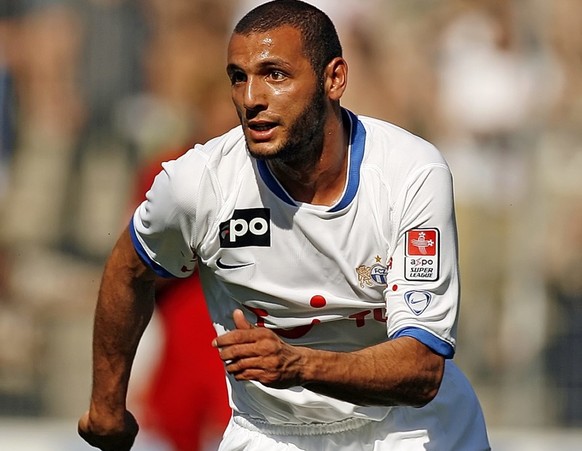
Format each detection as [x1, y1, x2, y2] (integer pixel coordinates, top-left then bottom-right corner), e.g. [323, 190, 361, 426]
[77, 24, 444, 451]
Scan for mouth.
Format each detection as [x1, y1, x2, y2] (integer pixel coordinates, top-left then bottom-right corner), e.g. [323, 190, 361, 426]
[246, 120, 278, 141]
[248, 121, 276, 131]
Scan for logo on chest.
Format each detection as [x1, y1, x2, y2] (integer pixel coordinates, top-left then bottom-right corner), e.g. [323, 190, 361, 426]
[356, 255, 390, 288]
[219, 208, 271, 248]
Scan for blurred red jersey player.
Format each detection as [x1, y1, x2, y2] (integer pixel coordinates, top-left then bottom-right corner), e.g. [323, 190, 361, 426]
[135, 149, 231, 451]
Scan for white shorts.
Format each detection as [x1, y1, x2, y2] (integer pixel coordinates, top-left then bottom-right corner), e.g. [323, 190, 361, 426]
[217, 361, 490, 451]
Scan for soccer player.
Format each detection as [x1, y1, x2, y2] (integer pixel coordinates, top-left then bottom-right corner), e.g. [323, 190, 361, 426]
[78, 1, 490, 450]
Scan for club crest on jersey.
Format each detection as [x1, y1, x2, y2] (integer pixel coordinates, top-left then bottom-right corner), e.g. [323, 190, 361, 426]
[356, 255, 389, 288]
[404, 290, 432, 316]
[405, 228, 439, 281]
[219, 208, 270, 248]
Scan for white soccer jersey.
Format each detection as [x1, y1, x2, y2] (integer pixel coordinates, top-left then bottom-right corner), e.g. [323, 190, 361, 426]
[131, 109, 461, 426]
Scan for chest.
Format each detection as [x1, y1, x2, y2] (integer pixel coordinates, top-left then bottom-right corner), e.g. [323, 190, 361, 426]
[199, 174, 392, 306]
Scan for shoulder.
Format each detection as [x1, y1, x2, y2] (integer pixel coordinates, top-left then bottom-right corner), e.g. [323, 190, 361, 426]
[353, 113, 452, 207]
[161, 126, 248, 198]
[171, 125, 247, 174]
[357, 114, 450, 188]
[358, 114, 447, 170]
[162, 127, 248, 185]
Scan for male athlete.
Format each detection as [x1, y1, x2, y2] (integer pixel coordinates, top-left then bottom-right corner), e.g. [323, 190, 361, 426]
[78, 1, 490, 450]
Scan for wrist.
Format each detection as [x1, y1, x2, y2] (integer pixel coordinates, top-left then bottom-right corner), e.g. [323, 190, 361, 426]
[298, 346, 329, 386]
[89, 393, 127, 421]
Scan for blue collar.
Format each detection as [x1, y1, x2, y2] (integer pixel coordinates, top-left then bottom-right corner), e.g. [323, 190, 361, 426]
[256, 109, 366, 211]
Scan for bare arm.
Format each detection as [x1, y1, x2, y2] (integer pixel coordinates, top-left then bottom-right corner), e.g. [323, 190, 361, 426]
[301, 335, 443, 407]
[214, 309, 444, 407]
[78, 226, 157, 451]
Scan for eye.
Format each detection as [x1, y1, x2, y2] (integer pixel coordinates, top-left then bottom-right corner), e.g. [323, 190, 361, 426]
[268, 70, 287, 81]
[229, 70, 246, 85]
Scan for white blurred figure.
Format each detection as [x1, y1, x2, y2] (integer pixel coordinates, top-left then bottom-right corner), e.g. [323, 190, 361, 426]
[439, 12, 533, 138]
[437, 10, 536, 206]
[437, 8, 562, 202]
[436, 6, 564, 427]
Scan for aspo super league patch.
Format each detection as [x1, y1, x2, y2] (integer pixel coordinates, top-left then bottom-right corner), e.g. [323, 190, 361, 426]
[404, 228, 439, 281]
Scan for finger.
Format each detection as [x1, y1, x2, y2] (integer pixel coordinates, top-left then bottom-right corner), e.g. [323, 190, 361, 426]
[224, 354, 269, 372]
[212, 310, 254, 349]
[77, 410, 138, 451]
[228, 366, 283, 387]
[230, 367, 266, 381]
[218, 342, 263, 361]
[77, 411, 90, 438]
[233, 309, 253, 330]
[213, 328, 257, 348]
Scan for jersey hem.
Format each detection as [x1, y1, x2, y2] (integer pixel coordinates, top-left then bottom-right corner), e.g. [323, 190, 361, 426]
[232, 413, 375, 436]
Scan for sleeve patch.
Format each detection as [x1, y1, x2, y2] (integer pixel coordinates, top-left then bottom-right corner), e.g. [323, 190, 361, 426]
[404, 290, 432, 316]
[404, 228, 439, 281]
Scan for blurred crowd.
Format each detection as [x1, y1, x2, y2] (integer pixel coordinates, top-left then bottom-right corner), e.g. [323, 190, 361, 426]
[0, 0, 581, 447]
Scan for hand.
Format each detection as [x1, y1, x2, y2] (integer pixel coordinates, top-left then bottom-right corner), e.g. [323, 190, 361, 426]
[78, 409, 139, 451]
[213, 309, 306, 388]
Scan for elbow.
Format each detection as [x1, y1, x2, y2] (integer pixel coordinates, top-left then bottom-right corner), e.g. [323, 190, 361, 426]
[409, 382, 440, 408]
[372, 368, 443, 408]
[375, 379, 441, 408]
[409, 362, 445, 408]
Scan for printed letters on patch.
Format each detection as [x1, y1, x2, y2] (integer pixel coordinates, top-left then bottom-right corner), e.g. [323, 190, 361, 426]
[219, 208, 271, 248]
[404, 228, 439, 281]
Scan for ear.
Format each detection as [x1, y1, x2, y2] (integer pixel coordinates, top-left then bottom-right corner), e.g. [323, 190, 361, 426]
[324, 57, 348, 101]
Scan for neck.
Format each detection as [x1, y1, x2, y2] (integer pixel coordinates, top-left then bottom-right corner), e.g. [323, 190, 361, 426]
[268, 108, 350, 206]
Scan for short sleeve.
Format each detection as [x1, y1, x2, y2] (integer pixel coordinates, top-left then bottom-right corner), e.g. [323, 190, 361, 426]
[385, 164, 459, 358]
[130, 156, 200, 278]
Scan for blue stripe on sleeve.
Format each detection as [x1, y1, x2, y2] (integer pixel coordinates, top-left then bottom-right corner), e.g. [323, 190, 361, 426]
[129, 217, 176, 278]
[391, 327, 455, 359]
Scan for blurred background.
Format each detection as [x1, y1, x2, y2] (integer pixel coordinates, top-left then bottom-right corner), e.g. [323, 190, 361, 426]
[0, 0, 581, 449]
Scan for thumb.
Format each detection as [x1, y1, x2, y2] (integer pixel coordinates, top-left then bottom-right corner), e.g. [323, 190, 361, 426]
[78, 410, 90, 436]
[233, 309, 253, 330]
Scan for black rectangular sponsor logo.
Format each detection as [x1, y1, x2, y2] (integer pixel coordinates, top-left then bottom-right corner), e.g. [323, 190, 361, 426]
[219, 208, 271, 248]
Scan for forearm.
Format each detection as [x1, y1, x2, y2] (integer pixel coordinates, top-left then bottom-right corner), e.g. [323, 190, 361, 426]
[90, 228, 156, 418]
[300, 337, 444, 407]
[216, 311, 445, 408]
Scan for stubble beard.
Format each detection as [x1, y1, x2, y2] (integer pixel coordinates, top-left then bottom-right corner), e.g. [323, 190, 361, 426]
[246, 81, 327, 171]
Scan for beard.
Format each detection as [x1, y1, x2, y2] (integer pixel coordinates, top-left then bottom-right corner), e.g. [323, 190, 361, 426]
[245, 80, 327, 168]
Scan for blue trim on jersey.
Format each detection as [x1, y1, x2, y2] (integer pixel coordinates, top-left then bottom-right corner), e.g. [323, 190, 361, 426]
[391, 327, 455, 359]
[256, 108, 366, 211]
[329, 109, 366, 212]
[129, 217, 175, 278]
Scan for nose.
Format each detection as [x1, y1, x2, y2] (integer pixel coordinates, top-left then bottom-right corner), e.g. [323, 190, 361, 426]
[243, 76, 267, 112]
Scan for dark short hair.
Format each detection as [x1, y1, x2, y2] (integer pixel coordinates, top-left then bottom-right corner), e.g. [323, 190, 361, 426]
[233, 0, 343, 76]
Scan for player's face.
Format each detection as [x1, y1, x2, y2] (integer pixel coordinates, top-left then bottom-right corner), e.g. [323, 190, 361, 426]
[227, 26, 327, 163]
